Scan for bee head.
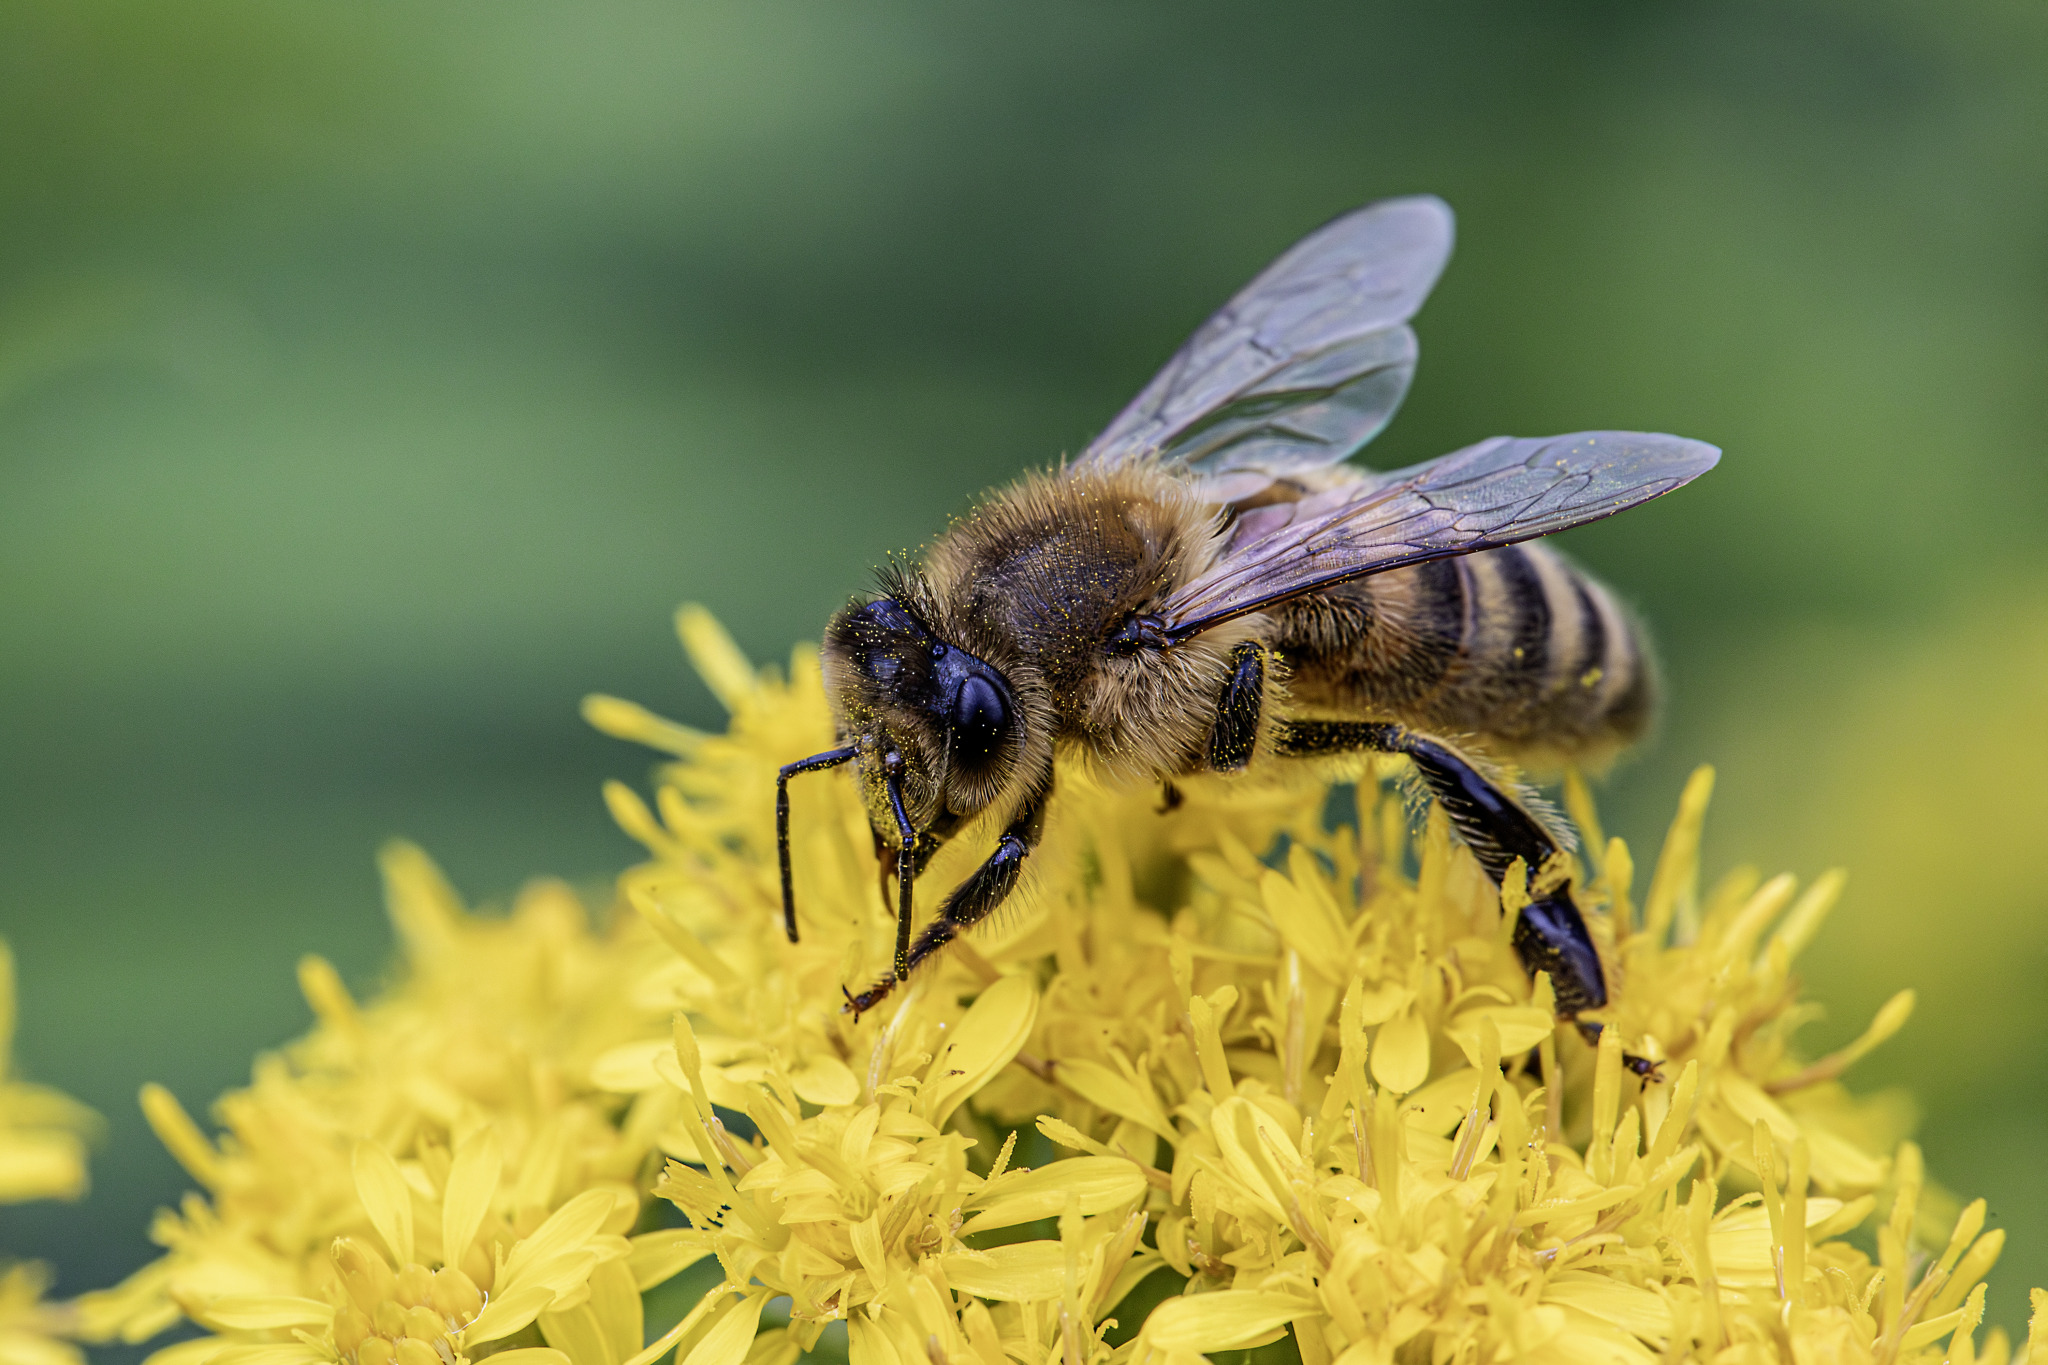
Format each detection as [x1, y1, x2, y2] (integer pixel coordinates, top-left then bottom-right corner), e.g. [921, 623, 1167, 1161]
[821, 596, 1022, 839]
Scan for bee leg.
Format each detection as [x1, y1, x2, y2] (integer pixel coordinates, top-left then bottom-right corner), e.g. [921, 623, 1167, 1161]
[882, 765, 919, 981]
[873, 828, 949, 921]
[776, 745, 858, 944]
[1276, 720, 1656, 1075]
[1207, 642, 1266, 771]
[843, 777, 1052, 1018]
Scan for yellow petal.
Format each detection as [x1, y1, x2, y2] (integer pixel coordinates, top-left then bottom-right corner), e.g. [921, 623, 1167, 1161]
[1707, 1199, 1849, 1287]
[678, 1290, 767, 1365]
[500, 1188, 622, 1290]
[675, 606, 759, 712]
[0, 1132, 88, 1203]
[352, 1142, 415, 1268]
[1541, 1273, 1671, 1341]
[481, 1353, 571, 1365]
[847, 1315, 904, 1365]
[1142, 1291, 1314, 1351]
[1398, 1068, 1481, 1138]
[790, 1056, 860, 1107]
[961, 1157, 1147, 1234]
[3, 1331, 86, 1365]
[189, 1297, 335, 1332]
[919, 975, 1038, 1128]
[1445, 1005, 1552, 1067]
[207, 1347, 332, 1365]
[588, 1256, 644, 1363]
[1054, 1059, 1175, 1143]
[626, 1229, 715, 1292]
[1261, 866, 1351, 979]
[580, 693, 701, 756]
[1533, 1305, 1661, 1365]
[138, 1084, 219, 1189]
[539, 1302, 618, 1365]
[589, 1040, 670, 1092]
[1347, 982, 1414, 1027]
[1371, 1010, 1430, 1094]
[441, 1128, 502, 1269]
[141, 1340, 228, 1365]
[463, 1283, 559, 1346]
[938, 1242, 1067, 1301]
[1211, 1097, 1304, 1218]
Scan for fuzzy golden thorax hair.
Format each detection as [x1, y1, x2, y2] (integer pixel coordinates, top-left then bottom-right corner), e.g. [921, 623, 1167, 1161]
[820, 464, 1274, 836]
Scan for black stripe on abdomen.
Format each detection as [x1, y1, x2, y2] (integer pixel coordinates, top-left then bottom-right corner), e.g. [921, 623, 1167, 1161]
[1401, 555, 1468, 689]
[1569, 577, 1608, 715]
[1494, 545, 1551, 684]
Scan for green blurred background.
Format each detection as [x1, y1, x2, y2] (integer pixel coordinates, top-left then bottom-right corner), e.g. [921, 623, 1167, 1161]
[1, 0, 2044, 1346]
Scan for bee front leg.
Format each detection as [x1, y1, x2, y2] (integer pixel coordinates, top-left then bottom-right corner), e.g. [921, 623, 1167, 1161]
[1276, 719, 1656, 1077]
[872, 827, 950, 924]
[844, 776, 1052, 1018]
[776, 745, 858, 943]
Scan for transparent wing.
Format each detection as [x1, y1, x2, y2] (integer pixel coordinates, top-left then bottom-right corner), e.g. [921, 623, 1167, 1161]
[1157, 431, 1720, 637]
[1074, 195, 1454, 479]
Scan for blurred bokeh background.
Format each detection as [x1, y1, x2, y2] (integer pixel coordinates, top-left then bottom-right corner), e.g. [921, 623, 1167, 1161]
[1, 0, 2044, 1344]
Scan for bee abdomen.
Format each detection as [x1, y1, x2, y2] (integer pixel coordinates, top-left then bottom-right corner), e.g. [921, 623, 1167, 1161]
[1274, 541, 1653, 762]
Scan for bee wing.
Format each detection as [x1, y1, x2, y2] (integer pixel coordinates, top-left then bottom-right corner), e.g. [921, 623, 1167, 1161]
[1072, 196, 1454, 481]
[1157, 431, 1720, 637]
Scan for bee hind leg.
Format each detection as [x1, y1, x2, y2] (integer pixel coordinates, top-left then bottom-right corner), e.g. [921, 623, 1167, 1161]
[843, 776, 1052, 1018]
[1276, 720, 1658, 1079]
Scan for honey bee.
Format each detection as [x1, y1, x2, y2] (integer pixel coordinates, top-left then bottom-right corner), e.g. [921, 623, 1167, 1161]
[777, 196, 1717, 1057]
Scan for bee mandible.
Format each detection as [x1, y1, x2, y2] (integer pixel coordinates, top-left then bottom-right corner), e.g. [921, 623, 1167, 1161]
[777, 196, 1717, 1062]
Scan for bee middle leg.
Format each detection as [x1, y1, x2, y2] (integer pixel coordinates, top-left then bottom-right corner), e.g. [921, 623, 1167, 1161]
[844, 779, 1053, 1017]
[1207, 642, 1266, 772]
[1275, 719, 1655, 1077]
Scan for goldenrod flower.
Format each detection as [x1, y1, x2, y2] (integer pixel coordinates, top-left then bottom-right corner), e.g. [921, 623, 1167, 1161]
[0, 940, 101, 1365]
[71, 861, 697, 1365]
[69, 605, 2048, 1365]
[577, 609, 2043, 1365]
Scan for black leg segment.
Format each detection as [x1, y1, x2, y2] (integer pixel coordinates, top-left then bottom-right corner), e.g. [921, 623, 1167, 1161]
[844, 778, 1053, 1017]
[1207, 642, 1266, 772]
[882, 764, 918, 980]
[1276, 720, 1648, 1071]
[776, 746, 857, 943]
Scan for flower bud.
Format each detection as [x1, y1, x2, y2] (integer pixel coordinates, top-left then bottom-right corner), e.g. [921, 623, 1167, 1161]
[404, 1306, 446, 1343]
[334, 1307, 373, 1357]
[431, 1267, 483, 1323]
[333, 1238, 397, 1315]
[395, 1263, 435, 1309]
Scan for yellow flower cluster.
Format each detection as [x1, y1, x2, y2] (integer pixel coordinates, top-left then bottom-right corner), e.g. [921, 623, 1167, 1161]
[70, 859, 698, 1365]
[582, 611, 2042, 1365]
[0, 940, 101, 1365]
[48, 607, 2048, 1365]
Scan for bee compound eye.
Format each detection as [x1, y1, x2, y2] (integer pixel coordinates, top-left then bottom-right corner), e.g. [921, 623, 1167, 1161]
[949, 673, 1009, 767]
